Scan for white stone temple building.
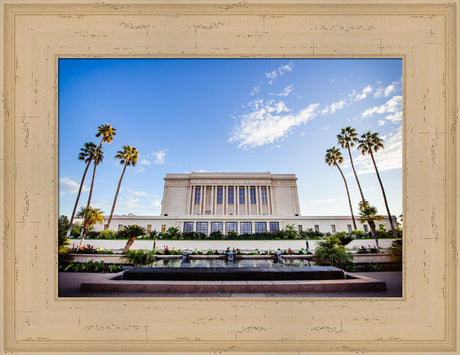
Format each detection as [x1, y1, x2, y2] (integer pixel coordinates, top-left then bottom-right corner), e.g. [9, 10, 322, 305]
[94, 172, 396, 235]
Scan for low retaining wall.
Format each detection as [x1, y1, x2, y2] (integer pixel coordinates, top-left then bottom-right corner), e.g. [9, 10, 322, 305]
[79, 274, 387, 294]
[67, 253, 400, 264]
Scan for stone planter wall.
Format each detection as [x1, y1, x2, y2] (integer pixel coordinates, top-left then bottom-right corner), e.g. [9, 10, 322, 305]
[352, 254, 401, 264]
[68, 253, 400, 264]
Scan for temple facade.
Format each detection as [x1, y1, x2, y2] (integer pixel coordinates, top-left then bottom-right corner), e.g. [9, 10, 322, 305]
[161, 172, 300, 217]
[94, 172, 396, 235]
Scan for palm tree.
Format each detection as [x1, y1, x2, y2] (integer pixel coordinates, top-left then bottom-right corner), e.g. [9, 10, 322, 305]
[118, 225, 147, 253]
[337, 126, 366, 204]
[85, 146, 103, 208]
[358, 200, 383, 250]
[85, 123, 117, 208]
[106, 145, 139, 229]
[66, 142, 97, 237]
[76, 207, 104, 247]
[325, 147, 357, 230]
[358, 131, 397, 239]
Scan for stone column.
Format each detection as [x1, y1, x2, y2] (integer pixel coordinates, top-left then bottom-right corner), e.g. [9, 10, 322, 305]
[266, 185, 272, 215]
[246, 185, 250, 215]
[210, 185, 214, 215]
[256, 186, 260, 215]
[191, 185, 196, 214]
[202, 185, 206, 214]
[185, 185, 191, 215]
[234, 185, 238, 215]
[224, 185, 228, 215]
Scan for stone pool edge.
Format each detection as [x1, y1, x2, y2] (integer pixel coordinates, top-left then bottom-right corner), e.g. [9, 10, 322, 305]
[79, 274, 386, 294]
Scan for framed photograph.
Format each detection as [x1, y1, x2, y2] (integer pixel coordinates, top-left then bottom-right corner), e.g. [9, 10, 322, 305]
[1, 0, 457, 353]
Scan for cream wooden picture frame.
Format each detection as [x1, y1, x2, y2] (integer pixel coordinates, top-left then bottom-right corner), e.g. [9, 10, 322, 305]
[0, 0, 458, 353]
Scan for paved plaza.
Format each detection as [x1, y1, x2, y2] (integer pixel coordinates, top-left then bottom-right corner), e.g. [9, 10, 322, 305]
[59, 271, 402, 298]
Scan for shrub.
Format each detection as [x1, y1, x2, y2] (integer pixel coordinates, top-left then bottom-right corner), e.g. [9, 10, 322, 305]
[70, 224, 81, 238]
[389, 239, 402, 256]
[164, 227, 180, 239]
[86, 231, 99, 239]
[58, 215, 70, 235]
[58, 233, 70, 256]
[304, 228, 324, 239]
[60, 260, 123, 273]
[70, 244, 97, 254]
[195, 232, 206, 239]
[313, 236, 353, 270]
[348, 229, 371, 239]
[284, 224, 299, 239]
[97, 229, 117, 239]
[143, 230, 159, 239]
[271, 230, 288, 239]
[223, 230, 235, 239]
[355, 246, 369, 254]
[209, 231, 224, 240]
[334, 231, 355, 246]
[123, 249, 156, 266]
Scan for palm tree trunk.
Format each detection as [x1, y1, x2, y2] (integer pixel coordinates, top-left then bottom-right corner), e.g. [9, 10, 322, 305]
[347, 147, 366, 203]
[122, 237, 136, 253]
[66, 161, 91, 237]
[79, 221, 89, 248]
[106, 163, 127, 229]
[336, 163, 357, 230]
[86, 161, 98, 208]
[369, 151, 397, 239]
[369, 220, 379, 251]
[86, 141, 104, 209]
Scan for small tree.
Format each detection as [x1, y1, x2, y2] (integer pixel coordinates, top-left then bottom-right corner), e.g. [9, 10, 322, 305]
[313, 236, 353, 270]
[106, 145, 138, 229]
[166, 226, 181, 239]
[358, 200, 383, 251]
[58, 215, 70, 235]
[76, 207, 104, 247]
[334, 231, 355, 246]
[118, 225, 147, 253]
[284, 224, 299, 239]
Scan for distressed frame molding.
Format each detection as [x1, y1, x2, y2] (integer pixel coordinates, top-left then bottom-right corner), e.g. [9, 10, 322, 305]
[0, 0, 458, 353]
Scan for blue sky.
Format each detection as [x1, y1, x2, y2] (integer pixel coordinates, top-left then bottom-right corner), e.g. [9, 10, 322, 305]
[59, 58, 402, 218]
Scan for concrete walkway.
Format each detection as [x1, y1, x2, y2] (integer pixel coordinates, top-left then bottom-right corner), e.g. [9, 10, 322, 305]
[58, 271, 402, 298]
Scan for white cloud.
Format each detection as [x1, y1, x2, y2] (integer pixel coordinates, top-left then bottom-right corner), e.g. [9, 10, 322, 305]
[250, 86, 260, 96]
[351, 85, 373, 101]
[352, 127, 403, 175]
[229, 99, 320, 149]
[265, 70, 277, 80]
[384, 84, 396, 97]
[361, 95, 402, 124]
[139, 158, 151, 165]
[322, 99, 347, 115]
[265, 61, 294, 84]
[329, 99, 347, 113]
[152, 149, 168, 164]
[59, 177, 89, 194]
[374, 81, 398, 98]
[126, 188, 156, 197]
[321, 84, 375, 116]
[278, 85, 294, 97]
